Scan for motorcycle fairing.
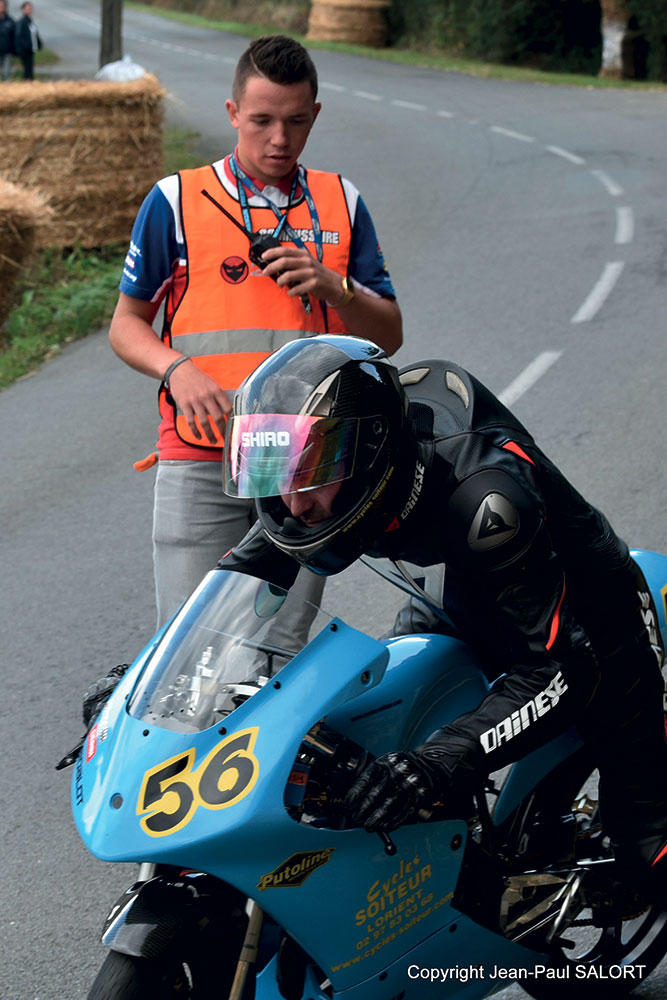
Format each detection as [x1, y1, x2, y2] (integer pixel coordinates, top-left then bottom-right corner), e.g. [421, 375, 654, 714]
[255, 913, 549, 999]
[75, 630, 486, 990]
[75, 551, 667, 995]
[632, 549, 667, 637]
[73, 571, 498, 991]
[326, 633, 491, 753]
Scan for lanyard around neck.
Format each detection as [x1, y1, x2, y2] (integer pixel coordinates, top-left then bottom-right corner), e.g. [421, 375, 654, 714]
[229, 153, 324, 263]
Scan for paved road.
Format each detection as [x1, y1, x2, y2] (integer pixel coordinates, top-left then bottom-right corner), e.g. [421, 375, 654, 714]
[1, 2, 666, 996]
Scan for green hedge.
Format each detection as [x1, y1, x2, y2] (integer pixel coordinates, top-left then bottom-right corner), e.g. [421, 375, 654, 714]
[134, 0, 667, 81]
[387, 0, 603, 74]
[625, 0, 667, 79]
[133, 0, 310, 34]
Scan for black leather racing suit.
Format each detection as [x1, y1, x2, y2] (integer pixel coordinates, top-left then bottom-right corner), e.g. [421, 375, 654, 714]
[224, 360, 667, 877]
[372, 361, 667, 874]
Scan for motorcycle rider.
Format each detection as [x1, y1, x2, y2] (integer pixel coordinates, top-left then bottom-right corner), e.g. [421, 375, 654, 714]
[221, 333, 667, 904]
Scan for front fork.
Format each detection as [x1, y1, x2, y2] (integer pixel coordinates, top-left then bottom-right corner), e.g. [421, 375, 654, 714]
[229, 901, 264, 1000]
[136, 861, 156, 882]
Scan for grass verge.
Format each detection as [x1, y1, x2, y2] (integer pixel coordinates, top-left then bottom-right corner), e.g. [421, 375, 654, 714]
[0, 127, 207, 391]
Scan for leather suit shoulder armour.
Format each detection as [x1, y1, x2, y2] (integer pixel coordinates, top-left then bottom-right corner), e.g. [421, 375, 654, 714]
[396, 360, 543, 567]
[398, 359, 533, 444]
[446, 466, 544, 568]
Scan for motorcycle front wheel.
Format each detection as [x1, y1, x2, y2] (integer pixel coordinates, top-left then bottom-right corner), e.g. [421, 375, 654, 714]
[87, 950, 256, 999]
[504, 749, 667, 999]
[87, 952, 193, 999]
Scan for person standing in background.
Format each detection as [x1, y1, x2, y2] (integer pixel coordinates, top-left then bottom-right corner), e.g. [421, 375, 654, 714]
[14, 1, 41, 80]
[0, 0, 15, 81]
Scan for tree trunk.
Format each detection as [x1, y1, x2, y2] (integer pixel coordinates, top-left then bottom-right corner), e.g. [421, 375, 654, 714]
[599, 0, 638, 78]
[99, 0, 123, 68]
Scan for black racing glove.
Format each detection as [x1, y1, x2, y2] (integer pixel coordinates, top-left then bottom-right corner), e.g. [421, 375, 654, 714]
[82, 663, 129, 729]
[345, 748, 452, 834]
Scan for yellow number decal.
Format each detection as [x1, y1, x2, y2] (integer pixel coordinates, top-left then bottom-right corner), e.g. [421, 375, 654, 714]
[137, 728, 259, 838]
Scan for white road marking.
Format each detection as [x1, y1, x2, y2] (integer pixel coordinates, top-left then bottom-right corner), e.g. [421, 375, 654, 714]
[353, 90, 382, 101]
[571, 262, 625, 323]
[490, 125, 535, 143]
[615, 207, 634, 245]
[392, 99, 427, 111]
[591, 169, 624, 197]
[499, 352, 563, 408]
[546, 145, 586, 165]
[437, 109, 456, 119]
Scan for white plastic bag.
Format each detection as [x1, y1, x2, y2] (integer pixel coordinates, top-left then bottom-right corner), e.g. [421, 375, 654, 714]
[95, 54, 147, 82]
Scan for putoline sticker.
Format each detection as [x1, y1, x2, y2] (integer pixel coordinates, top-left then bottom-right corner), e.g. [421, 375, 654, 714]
[257, 849, 336, 890]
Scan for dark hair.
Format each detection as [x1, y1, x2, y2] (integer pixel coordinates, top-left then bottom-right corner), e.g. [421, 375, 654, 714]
[232, 35, 318, 103]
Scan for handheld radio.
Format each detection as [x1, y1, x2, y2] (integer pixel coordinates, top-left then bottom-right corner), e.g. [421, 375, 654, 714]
[202, 188, 312, 314]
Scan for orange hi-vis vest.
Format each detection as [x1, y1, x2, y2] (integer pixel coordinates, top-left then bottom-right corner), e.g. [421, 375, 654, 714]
[159, 163, 352, 452]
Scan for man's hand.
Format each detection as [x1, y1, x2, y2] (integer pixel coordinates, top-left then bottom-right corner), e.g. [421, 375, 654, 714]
[258, 245, 403, 356]
[82, 664, 129, 730]
[345, 750, 442, 833]
[259, 244, 344, 305]
[166, 359, 232, 445]
[109, 293, 232, 444]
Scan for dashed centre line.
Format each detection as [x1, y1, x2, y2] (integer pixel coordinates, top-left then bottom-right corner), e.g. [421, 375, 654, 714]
[546, 145, 587, 165]
[499, 352, 564, 408]
[490, 125, 535, 143]
[391, 99, 428, 111]
[615, 207, 634, 245]
[590, 169, 624, 197]
[571, 262, 625, 323]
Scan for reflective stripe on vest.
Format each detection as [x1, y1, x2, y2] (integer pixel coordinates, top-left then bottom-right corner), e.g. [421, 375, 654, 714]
[160, 164, 352, 448]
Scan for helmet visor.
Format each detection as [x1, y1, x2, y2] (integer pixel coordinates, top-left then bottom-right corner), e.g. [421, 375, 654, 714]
[224, 412, 384, 498]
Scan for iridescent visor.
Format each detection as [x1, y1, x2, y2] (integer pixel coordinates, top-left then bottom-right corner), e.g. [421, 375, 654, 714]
[225, 413, 363, 498]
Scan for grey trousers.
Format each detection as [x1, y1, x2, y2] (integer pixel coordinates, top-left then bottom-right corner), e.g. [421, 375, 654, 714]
[152, 460, 325, 647]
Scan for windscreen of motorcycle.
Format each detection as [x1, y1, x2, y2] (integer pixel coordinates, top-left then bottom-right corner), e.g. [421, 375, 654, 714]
[127, 569, 332, 733]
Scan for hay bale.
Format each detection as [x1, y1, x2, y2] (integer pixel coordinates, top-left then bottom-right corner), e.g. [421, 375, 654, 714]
[307, 0, 389, 47]
[0, 178, 51, 335]
[0, 75, 166, 249]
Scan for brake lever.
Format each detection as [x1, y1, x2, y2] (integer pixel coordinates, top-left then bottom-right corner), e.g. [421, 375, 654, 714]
[378, 831, 397, 856]
[377, 806, 436, 855]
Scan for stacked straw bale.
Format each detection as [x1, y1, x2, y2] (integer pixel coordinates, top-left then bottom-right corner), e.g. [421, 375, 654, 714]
[0, 75, 165, 249]
[307, 0, 389, 47]
[0, 178, 51, 338]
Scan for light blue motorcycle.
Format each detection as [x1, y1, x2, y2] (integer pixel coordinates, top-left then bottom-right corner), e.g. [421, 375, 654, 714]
[70, 550, 667, 1000]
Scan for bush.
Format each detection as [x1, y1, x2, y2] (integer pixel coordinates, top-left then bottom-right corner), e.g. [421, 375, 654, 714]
[134, 0, 310, 34]
[388, 0, 602, 74]
[625, 0, 667, 80]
